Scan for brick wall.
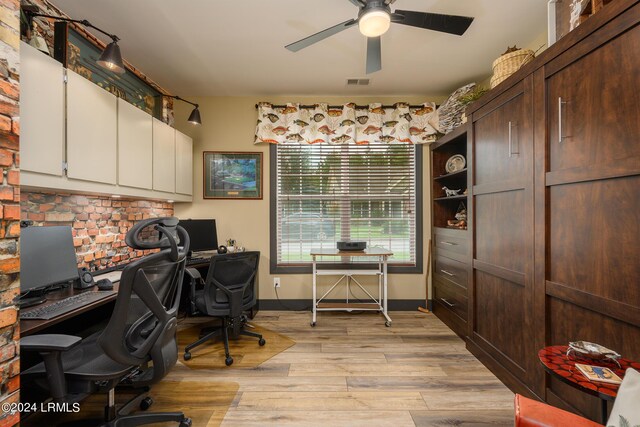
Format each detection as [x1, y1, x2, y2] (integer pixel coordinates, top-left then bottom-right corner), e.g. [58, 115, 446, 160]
[21, 192, 174, 271]
[0, 0, 20, 425]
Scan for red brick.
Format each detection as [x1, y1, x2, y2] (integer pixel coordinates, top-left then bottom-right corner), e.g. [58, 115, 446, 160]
[39, 203, 55, 212]
[0, 409, 19, 427]
[4, 375, 19, 394]
[73, 221, 85, 229]
[0, 308, 16, 329]
[4, 223, 18, 238]
[83, 253, 94, 262]
[5, 170, 17, 186]
[2, 205, 18, 220]
[27, 212, 44, 221]
[10, 118, 18, 135]
[0, 344, 15, 363]
[0, 150, 12, 167]
[0, 359, 20, 378]
[0, 289, 18, 306]
[0, 187, 13, 201]
[0, 257, 17, 274]
[0, 115, 10, 132]
[73, 237, 83, 247]
[0, 80, 18, 101]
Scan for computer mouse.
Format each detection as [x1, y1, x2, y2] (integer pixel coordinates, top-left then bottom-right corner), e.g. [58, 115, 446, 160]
[96, 278, 114, 291]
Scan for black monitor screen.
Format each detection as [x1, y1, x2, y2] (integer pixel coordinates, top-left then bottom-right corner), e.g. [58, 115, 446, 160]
[179, 219, 218, 252]
[20, 226, 79, 292]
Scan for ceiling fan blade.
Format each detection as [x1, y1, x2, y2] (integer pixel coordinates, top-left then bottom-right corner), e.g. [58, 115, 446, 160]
[391, 10, 474, 35]
[366, 36, 382, 74]
[285, 19, 358, 52]
[347, 0, 365, 6]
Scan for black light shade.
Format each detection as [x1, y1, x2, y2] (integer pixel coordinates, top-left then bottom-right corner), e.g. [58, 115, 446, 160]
[187, 107, 202, 125]
[97, 41, 125, 74]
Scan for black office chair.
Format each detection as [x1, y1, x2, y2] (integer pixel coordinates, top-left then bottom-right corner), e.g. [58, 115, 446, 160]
[183, 251, 264, 366]
[21, 217, 192, 427]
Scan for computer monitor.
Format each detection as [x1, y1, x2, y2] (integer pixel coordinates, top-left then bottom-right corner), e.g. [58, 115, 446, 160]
[20, 225, 79, 293]
[179, 219, 218, 253]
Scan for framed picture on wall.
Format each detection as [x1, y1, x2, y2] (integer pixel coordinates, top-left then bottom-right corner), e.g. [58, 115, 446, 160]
[203, 151, 263, 200]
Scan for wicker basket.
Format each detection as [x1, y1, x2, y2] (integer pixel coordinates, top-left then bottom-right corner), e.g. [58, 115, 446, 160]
[490, 49, 535, 88]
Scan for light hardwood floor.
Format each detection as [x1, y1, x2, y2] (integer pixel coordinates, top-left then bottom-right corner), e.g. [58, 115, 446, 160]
[168, 311, 515, 426]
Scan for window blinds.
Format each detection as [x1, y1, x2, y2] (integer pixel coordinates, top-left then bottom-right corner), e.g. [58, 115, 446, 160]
[276, 144, 417, 265]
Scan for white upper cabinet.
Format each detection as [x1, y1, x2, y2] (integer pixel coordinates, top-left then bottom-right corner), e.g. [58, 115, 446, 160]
[66, 70, 117, 184]
[175, 131, 193, 195]
[118, 99, 153, 189]
[20, 42, 65, 176]
[152, 118, 176, 193]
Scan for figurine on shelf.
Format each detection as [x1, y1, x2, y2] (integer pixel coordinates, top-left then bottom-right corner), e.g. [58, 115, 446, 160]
[442, 186, 462, 197]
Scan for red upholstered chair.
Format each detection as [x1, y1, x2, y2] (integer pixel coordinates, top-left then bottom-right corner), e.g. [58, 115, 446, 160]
[514, 394, 602, 427]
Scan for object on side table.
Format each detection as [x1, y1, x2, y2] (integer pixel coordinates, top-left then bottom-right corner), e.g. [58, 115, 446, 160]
[568, 341, 622, 367]
[575, 363, 622, 384]
[337, 241, 366, 251]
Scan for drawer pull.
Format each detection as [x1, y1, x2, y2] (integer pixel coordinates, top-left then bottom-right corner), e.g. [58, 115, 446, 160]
[441, 269, 456, 277]
[440, 241, 458, 246]
[440, 298, 455, 307]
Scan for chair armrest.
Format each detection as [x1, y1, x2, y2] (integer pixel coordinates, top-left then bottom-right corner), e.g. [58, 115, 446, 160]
[185, 268, 201, 281]
[514, 394, 602, 427]
[21, 334, 81, 352]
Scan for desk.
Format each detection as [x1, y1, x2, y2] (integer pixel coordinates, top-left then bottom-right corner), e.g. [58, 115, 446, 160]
[20, 270, 121, 336]
[538, 345, 640, 424]
[310, 248, 393, 327]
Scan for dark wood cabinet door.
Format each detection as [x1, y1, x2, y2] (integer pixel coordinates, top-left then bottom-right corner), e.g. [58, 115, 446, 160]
[473, 87, 529, 187]
[470, 77, 537, 396]
[546, 23, 640, 174]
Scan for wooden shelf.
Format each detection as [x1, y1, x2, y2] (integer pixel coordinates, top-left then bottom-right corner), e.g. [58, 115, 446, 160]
[434, 168, 467, 181]
[434, 195, 467, 201]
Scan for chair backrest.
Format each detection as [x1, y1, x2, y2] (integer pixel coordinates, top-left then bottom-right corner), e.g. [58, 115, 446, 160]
[98, 217, 189, 384]
[203, 251, 260, 319]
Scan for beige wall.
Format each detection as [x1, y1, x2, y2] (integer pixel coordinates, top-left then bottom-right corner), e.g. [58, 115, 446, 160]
[174, 95, 447, 302]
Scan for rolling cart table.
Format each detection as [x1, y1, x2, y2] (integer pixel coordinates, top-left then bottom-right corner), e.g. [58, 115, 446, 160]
[310, 247, 393, 327]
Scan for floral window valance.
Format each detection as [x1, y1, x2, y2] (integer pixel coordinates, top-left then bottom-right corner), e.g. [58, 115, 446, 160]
[255, 102, 438, 145]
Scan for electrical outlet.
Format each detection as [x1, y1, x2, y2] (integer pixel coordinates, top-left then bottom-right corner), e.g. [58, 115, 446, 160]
[273, 277, 281, 288]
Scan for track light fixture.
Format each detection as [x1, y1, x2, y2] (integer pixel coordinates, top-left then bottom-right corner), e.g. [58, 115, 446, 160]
[24, 11, 125, 74]
[168, 96, 202, 125]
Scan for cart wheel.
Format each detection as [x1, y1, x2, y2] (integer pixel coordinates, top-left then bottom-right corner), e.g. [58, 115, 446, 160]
[385, 321, 391, 327]
[225, 356, 234, 366]
[183, 352, 192, 361]
[310, 322, 316, 327]
[180, 418, 193, 427]
[258, 338, 266, 346]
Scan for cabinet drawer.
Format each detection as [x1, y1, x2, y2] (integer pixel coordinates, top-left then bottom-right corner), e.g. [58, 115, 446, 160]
[434, 277, 468, 321]
[434, 233, 468, 256]
[435, 254, 469, 289]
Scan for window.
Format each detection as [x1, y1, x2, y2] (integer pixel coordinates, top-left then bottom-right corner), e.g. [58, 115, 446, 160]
[270, 144, 422, 273]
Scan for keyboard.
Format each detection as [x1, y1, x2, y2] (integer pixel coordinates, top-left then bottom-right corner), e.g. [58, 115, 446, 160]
[21, 291, 117, 320]
[186, 257, 208, 266]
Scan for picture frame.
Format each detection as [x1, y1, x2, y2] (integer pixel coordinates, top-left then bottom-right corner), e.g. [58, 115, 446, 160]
[203, 151, 263, 200]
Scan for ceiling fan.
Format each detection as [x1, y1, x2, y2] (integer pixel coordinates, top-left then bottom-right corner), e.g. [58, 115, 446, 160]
[285, 0, 474, 74]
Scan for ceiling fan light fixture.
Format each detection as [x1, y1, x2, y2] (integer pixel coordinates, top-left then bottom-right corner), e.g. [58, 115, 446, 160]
[359, 9, 391, 37]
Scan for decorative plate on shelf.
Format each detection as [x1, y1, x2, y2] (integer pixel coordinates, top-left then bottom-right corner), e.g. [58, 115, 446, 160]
[445, 154, 466, 173]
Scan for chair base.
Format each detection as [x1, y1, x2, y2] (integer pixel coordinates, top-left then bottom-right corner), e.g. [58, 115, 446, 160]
[101, 387, 191, 427]
[183, 317, 265, 365]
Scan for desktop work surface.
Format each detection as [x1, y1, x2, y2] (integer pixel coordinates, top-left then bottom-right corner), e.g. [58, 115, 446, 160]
[20, 270, 122, 336]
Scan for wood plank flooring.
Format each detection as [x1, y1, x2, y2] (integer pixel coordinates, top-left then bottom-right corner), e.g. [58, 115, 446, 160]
[168, 311, 515, 426]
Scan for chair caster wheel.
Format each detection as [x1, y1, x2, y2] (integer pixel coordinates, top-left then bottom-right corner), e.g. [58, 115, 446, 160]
[183, 352, 192, 361]
[225, 357, 233, 366]
[139, 396, 153, 411]
[258, 338, 266, 346]
[310, 322, 316, 327]
[180, 418, 193, 427]
[385, 321, 391, 327]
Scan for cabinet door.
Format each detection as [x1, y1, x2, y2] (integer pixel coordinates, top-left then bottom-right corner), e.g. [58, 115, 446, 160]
[66, 71, 117, 184]
[471, 79, 536, 393]
[152, 118, 175, 193]
[175, 131, 193, 195]
[20, 42, 65, 176]
[474, 89, 527, 186]
[118, 99, 153, 189]
[547, 25, 640, 173]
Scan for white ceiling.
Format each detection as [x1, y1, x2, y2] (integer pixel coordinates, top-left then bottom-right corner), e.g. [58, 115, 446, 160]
[50, 0, 547, 97]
